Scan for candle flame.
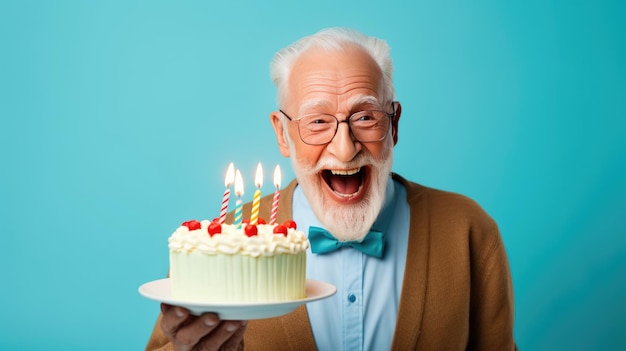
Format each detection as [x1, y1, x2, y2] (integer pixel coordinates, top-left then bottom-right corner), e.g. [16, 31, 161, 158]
[254, 163, 263, 188]
[273, 165, 281, 188]
[224, 162, 235, 187]
[234, 169, 244, 196]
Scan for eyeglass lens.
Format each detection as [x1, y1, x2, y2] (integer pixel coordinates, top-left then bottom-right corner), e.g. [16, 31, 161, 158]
[297, 111, 390, 145]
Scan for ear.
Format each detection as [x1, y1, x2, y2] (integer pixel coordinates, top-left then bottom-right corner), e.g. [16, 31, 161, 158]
[270, 111, 291, 157]
[391, 102, 401, 146]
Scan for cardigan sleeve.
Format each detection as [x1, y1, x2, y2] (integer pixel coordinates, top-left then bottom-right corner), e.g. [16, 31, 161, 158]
[467, 223, 517, 350]
[395, 176, 517, 350]
[428, 188, 517, 350]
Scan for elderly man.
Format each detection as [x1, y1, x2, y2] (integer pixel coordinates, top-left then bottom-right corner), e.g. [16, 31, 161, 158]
[146, 27, 517, 350]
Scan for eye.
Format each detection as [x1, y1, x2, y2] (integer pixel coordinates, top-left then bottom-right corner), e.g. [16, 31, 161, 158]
[301, 115, 335, 131]
[356, 113, 375, 121]
[311, 118, 329, 124]
[351, 111, 382, 127]
[303, 115, 333, 124]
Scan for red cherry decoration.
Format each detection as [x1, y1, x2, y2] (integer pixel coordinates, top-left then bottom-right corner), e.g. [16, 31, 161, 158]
[282, 220, 297, 229]
[207, 222, 221, 236]
[182, 220, 201, 231]
[273, 225, 288, 236]
[244, 224, 258, 237]
[242, 218, 250, 224]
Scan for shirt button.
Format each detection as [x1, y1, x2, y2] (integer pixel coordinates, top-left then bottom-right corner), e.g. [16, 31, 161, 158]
[348, 293, 357, 303]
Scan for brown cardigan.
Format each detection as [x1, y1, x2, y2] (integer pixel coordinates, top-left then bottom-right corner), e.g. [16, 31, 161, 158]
[146, 174, 517, 350]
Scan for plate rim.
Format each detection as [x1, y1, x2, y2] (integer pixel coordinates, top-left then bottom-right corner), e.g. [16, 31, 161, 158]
[138, 278, 336, 318]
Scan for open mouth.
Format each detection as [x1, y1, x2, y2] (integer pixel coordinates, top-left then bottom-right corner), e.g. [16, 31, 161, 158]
[321, 167, 365, 197]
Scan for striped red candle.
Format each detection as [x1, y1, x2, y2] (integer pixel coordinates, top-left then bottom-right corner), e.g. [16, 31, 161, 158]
[218, 162, 235, 224]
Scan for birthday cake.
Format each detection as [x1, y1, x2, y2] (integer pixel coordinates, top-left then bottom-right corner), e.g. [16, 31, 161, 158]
[168, 218, 309, 303]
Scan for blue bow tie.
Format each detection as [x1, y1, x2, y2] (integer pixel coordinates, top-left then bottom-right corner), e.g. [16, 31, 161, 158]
[308, 226, 385, 258]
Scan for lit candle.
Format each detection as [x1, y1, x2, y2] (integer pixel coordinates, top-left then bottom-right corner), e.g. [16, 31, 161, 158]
[234, 169, 244, 228]
[250, 163, 263, 225]
[270, 165, 281, 225]
[218, 162, 235, 224]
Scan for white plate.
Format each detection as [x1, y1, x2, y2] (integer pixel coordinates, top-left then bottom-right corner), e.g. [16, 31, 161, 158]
[138, 278, 336, 320]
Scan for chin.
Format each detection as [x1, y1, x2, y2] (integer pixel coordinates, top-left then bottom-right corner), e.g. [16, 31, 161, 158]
[292, 150, 393, 242]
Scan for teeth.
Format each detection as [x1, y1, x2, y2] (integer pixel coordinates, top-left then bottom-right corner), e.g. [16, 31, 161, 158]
[336, 191, 358, 198]
[330, 168, 360, 176]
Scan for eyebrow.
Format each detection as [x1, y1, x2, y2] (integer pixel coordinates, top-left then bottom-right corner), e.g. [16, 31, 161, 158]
[346, 95, 381, 109]
[298, 100, 332, 115]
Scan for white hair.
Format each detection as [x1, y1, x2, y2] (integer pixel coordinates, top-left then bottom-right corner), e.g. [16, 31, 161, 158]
[270, 27, 395, 108]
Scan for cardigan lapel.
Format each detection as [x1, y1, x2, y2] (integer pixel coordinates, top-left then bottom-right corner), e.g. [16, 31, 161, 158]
[277, 181, 317, 349]
[281, 305, 317, 350]
[390, 174, 429, 350]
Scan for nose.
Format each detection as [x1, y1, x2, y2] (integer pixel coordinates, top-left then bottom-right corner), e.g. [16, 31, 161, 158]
[325, 120, 361, 162]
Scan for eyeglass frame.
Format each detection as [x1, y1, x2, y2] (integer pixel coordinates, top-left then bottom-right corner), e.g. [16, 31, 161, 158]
[279, 101, 399, 146]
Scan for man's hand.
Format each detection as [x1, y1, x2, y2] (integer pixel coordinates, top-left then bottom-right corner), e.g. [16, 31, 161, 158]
[160, 303, 247, 351]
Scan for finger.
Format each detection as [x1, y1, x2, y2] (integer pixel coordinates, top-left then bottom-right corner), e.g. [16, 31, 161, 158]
[160, 305, 190, 339]
[173, 313, 221, 349]
[216, 320, 247, 351]
[196, 320, 247, 351]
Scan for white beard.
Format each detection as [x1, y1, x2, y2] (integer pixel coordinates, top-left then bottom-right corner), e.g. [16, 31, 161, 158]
[288, 137, 393, 242]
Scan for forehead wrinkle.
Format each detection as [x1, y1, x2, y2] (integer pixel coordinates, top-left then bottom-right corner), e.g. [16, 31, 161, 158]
[296, 71, 379, 92]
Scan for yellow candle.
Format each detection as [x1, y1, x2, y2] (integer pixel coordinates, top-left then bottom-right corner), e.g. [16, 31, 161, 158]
[250, 163, 263, 225]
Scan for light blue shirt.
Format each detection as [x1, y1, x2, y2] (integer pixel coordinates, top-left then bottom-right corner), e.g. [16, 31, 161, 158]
[292, 176, 410, 351]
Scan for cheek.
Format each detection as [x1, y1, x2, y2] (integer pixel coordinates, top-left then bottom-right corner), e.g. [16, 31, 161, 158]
[379, 134, 396, 157]
[293, 143, 323, 169]
[363, 143, 388, 161]
[289, 134, 324, 169]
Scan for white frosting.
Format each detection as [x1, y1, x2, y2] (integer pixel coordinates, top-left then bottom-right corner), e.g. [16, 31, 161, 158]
[168, 220, 309, 257]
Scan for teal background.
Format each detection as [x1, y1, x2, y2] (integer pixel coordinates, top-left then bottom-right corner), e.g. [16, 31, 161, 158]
[1, 0, 624, 349]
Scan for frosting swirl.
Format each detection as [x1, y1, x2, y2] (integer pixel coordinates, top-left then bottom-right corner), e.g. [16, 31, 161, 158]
[168, 220, 309, 257]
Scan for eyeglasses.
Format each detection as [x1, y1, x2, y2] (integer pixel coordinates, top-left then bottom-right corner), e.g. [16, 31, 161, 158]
[280, 102, 397, 145]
